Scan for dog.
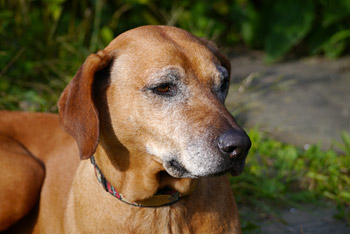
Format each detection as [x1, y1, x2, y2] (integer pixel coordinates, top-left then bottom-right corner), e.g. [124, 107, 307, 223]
[0, 25, 251, 233]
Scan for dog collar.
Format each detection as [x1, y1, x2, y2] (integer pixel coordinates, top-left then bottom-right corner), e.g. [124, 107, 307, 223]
[90, 156, 189, 207]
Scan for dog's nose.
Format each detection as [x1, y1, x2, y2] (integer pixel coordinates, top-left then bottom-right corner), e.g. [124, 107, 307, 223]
[217, 129, 251, 159]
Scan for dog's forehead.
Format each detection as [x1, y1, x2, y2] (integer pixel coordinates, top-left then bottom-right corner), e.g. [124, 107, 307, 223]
[106, 25, 210, 52]
[106, 26, 222, 84]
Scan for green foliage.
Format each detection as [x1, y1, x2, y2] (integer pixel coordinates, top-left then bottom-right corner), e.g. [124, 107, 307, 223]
[334, 132, 350, 156]
[264, 0, 315, 63]
[231, 129, 350, 232]
[241, 0, 350, 62]
[1, 0, 349, 111]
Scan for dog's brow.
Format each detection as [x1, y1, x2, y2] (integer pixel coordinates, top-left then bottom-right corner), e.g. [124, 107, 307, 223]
[149, 67, 184, 84]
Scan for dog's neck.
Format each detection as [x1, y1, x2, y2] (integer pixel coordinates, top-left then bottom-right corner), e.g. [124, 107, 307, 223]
[93, 144, 196, 203]
[90, 155, 195, 206]
[67, 160, 240, 233]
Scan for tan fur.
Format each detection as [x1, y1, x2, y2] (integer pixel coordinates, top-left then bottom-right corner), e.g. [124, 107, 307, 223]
[0, 26, 248, 233]
[0, 134, 44, 231]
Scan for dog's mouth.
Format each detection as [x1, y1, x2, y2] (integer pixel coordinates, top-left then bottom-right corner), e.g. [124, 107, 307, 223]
[208, 158, 246, 177]
[164, 157, 246, 179]
[164, 159, 196, 178]
[228, 159, 246, 176]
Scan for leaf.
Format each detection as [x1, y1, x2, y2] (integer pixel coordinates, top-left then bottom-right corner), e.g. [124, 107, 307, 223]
[321, 0, 350, 27]
[142, 11, 160, 25]
[305, 22, 337, 55]
[100, 26, 114, 45]
[241, 4, 264, 48]
[0, 79, 10, 91]
[264, 0, 315, 63]
[323, 30, 350, 58]
[241, 221, 261, 233]
[339, 191, 350, 202]
[334, 131, 350, 155]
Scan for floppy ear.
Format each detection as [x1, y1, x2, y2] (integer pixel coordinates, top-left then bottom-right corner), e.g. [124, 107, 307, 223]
[58, 50, 112, 160]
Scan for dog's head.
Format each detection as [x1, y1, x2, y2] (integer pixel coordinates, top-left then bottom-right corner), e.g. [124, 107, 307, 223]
[58, 26, 251, 179]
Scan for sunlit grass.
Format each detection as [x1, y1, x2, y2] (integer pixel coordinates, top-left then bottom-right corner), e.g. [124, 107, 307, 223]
[231, 129, 350, 233]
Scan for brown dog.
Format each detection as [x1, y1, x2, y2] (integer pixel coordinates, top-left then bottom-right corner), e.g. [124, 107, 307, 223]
[0, 25, 251, 233]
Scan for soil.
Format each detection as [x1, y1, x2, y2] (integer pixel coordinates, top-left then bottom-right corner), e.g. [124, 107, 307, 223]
[259, 205, 349, 234]
[226, 50, 350, 234]
[227, 50, 350, 149]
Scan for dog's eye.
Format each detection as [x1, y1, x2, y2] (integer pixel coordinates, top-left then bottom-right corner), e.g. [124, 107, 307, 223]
[152, 83, 177, 96]
[220, 79, 229, 93]
[214, 77, 229, 102]
[217, 65, 229, 95]
[156, 84, 170, 93]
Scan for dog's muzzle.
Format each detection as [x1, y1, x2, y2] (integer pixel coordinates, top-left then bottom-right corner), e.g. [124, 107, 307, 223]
[164, 128, 251, 178]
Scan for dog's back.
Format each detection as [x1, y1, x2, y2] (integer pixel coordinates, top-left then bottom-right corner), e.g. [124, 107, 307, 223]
[0, 111, 78, 232]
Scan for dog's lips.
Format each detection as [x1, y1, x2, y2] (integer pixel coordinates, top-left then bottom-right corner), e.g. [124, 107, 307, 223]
[228, 152, 248, 176]
[229, 160, 246, 176]
[209, 159, 246, 177]
[164, 156, 247, 178]
[163, 159, 199, 178]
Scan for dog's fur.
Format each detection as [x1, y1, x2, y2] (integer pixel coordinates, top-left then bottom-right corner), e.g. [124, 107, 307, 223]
[0, 26, 251, 233]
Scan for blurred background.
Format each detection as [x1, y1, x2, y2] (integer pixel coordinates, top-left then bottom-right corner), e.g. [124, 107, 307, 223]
[0, 0, 349, 233]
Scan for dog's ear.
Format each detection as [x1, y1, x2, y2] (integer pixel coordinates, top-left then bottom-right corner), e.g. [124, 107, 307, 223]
[197, 38, 231, 77]
[58, 50, 112, 160]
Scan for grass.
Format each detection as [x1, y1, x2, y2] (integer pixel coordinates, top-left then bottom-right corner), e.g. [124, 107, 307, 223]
[231, 129, 350, 233]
